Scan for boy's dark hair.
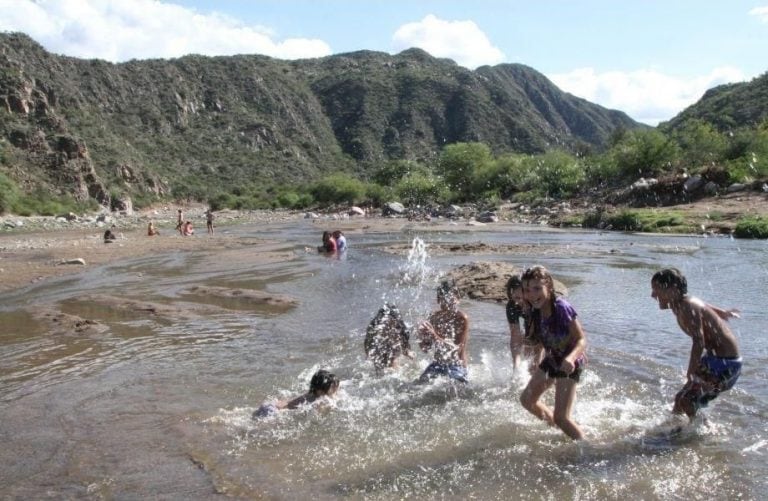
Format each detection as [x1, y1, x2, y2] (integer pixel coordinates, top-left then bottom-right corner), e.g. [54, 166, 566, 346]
[309, 370, 339, 395]
[505, 274, 522, 298]
[652, 268, 687, 295]
[437, 279, 460, 299]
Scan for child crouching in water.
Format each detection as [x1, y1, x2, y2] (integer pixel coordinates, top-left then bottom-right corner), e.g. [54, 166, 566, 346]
[364, 303, 412, 373]
[253, 369, 340, 418]
[650, 268, 742, 421]
[519, 265, 587, 440]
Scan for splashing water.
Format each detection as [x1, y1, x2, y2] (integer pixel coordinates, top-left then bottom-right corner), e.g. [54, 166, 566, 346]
[375, 237, 437, 324]
[400, 236, 431, 287]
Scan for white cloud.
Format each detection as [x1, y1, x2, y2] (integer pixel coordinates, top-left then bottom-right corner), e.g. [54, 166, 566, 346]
[391, 14, 504, 69]
[0, 0, 332, 61]
[548, 66, 747, 125]
[749, 6, 768, 23]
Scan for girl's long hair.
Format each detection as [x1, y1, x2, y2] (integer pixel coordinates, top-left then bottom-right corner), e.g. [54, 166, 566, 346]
[521, 265, 556, 342]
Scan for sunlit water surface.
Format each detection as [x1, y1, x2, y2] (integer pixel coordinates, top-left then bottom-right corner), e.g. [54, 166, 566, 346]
[1, 222, 767, 499]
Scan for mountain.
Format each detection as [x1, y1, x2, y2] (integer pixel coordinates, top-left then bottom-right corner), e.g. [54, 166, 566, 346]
[0, 33, 642, 206]
[661, 72, 768, 131]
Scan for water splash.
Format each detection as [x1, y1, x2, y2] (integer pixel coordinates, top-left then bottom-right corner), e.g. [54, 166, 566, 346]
[376, 237, 437, 324]
[400, 237, 431, 287]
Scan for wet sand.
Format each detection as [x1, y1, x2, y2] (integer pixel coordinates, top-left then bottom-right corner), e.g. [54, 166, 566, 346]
[0, 214, 507, 294]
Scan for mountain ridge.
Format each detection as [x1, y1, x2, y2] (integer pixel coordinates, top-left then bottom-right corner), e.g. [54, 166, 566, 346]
[1, 32, 641, 206]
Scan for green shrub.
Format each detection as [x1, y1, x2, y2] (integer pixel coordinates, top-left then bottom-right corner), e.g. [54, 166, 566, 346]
[208, 192, 235, 211]
[608, 210, 643, 231]
[395, 171, 446, 206]
[734, 216, 768, 239]
[583, 208, 693, 233]
[310, 173, 366, 205]
[364, 183, 393, 207]
[608, 129, 681, 179]
[0, 172, 19, 214]
[8, 189, 98, 216]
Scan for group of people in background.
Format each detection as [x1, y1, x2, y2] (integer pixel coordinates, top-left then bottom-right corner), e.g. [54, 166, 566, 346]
[146, 207, 216, 238]
[104, 207, 216, 243]
[318, 230, 347, 253]
[257, 263, 742, 443]
[174, 208, 203, 236]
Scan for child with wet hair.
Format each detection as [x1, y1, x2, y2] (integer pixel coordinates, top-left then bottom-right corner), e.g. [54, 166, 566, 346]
[505, 274, 541, 372]
[519, 265, 587, 440]
[651, 267, 742, 420]
[252, 369, 340, 418]
[364, 303, 412, 372]
[416, 280, 470, 383]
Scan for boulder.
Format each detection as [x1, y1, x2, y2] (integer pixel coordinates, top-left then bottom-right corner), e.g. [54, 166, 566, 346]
[683, 175, 704, 192]
[58, 258, 86, 266]
[631, 177, 658, 190]
[444, 261, 568, 303]
[382, 201, 405, 216]
[475, 211, 498, 223]
[112, 195, 133, 216]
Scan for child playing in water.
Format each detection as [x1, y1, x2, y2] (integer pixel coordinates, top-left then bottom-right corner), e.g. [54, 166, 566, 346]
[506, 274, 540, 373]
[252, 369, 340, 418]
[417, 280, 469, 383]
[519, 265, 587, 440]
[650, 268, 742, 420]
[364, 303, 412, 373]
[318, 231, 337, 253]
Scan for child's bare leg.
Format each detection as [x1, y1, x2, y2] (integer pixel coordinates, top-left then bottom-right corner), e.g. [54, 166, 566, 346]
[554, 379, 584, 440]
[673, 387, 697, 420]
[520, 369, 555, 425]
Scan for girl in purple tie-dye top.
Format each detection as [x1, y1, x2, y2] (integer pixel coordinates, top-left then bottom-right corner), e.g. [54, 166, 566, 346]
[520, 265, 587, 440]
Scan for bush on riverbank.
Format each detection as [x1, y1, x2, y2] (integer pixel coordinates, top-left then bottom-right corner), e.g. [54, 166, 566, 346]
[734, 216, 768, 239]
[0, 172, 98, 216]
[582, 208, 696, 233]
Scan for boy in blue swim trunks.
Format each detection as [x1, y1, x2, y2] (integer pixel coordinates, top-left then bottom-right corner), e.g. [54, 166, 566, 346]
[416, 281, 469, 384]
[651, 268, 742, 420]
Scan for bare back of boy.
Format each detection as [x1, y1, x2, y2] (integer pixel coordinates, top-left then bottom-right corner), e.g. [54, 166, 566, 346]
[426, 309, 469, 366]
[675, 297, 740, 359]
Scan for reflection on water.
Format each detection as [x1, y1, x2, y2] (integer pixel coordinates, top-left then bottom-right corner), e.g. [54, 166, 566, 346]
[0, 223, 766, 498]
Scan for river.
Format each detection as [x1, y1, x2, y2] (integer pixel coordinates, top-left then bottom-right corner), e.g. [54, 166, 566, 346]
[1, 222, 766, 499]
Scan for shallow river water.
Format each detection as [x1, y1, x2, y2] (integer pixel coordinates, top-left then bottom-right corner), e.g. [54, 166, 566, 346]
[1, 222, 767, 499]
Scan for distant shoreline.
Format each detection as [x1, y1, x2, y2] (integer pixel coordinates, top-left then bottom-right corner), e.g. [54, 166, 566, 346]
[2, 190, 767, 294]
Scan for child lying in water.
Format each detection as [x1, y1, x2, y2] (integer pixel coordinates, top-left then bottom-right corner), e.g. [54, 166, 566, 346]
[252, 369, 340, 418]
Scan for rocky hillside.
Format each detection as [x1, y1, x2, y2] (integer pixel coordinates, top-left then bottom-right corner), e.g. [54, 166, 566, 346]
[0, 33, 641, 206]
[661, 71, 768, 131]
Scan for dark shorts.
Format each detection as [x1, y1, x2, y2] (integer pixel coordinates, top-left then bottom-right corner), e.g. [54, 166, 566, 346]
[677, 356, 742, 412]
[419, 361, 468, 383]
[539, 356, 583, 382]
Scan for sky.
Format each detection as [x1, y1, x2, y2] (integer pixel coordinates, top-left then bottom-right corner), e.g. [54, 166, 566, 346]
[1, 1, 766, 125]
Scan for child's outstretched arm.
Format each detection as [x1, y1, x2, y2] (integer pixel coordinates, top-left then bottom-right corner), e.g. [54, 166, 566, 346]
[707, 302, 740, 320]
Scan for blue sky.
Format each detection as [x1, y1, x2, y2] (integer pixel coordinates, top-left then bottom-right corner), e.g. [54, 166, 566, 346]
[1, 0, 766, 125]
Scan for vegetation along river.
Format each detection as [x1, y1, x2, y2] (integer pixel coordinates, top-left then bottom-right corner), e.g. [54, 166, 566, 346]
[1, 221, 767, 499]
